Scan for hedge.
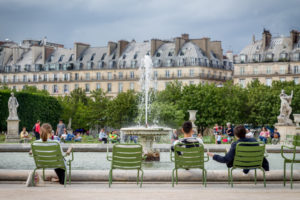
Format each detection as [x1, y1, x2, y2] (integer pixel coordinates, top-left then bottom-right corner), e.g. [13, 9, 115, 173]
[0, 91, 62, 132]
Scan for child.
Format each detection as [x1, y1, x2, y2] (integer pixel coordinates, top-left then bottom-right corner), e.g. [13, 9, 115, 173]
[216, 132, 222, 144]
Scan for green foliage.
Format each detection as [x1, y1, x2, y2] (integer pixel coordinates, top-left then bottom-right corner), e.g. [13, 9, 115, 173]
[0, 90, 61, 132]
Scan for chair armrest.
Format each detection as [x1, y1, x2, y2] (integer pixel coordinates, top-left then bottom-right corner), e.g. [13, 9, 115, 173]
[66, 147, 72, 156]
[64, 147, 74, 162]
[106, 145, 112, 161]
[170, 150, 175, 162]
[281, 145, 296, 160]
[204, 155, 209, 162]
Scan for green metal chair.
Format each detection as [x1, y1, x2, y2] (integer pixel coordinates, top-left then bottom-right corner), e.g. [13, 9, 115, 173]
[107, 144, 144, 187]
[171, 143, 209, 187]
[281, 135, 300, 189]
[31, 141, 74, 187]
[228, 142, 266, 187]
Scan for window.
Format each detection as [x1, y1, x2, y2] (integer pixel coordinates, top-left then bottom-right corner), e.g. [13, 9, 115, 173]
[75, 73, 79, 81]
[189, 81, 194, 85]
[107, 83, 112, 92]
[294, 66, 299, 74]
[253, 54, 260, 62]
[96, 72, 101, 80]
[253, 67, 258, 75]
[266, 66, 272, 74]
[75, 84, 79, 89]
[167, 59, 173, 67]
[130, 71, 134, 79]
[90, 53, 96, 61]
[53, 85, 58, 93]
[280, 66, 286, 74]
[189, 69, 194, 77]
[43, 85, 48, 91]
[165, 70, 170, 78]
[240, 55, 247, 63]
[165, 82, 169, 89]
[239, 79, 245, 88]
[133, 53, 138, 59]
[44, 74, 48, 81]
[96, 83, 101, 90]
[280, 53, 287, 59]
[153, 71, 158, 79]
[3, 76, 7, 83]
[293, 53, 300, 61]
[98, 61, 105, 69]
[131, 60, 137, 68]
[280, 77, 286, 82]
[156, 52, 161, 57]
[85, 73, 90, 80]
[23, 75, 27, 82]
[240, 67, 245, 75]
[68, 54, 74, 62]
[33, 74, 38, 82]
[87, 62, 94, 69]
[118, 72, 123, 79]
[294, 77, 299, 85]
[266, 53, 273, 61]
[154, 59, 161, 67]
[12, 86, 17, 90]
[130, 82, 134, 90]
[168, 52, 173, 57]
[85, 84, 90, 93]
[58, 55, 64, 62]
[64, 85, 69, 93]
[118, 83, 123, 93]
[108, 72, 112, 80]
[177, 70, 182, 77]
[101, 53, 106, 60]
[266, 78, 272, 86]
[13, 75, 17, 83]
[64, 73, 69, 81]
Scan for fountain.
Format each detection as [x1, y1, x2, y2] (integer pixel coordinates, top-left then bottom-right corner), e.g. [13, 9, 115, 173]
[120, 55, 172, 161]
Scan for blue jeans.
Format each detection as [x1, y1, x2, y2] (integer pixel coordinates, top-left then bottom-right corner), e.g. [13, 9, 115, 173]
[259, 136, 267, 144]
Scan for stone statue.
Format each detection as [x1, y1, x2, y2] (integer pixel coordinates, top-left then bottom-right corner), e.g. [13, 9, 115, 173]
[7, 92, 19, 120]
[277, 89, 293, 125]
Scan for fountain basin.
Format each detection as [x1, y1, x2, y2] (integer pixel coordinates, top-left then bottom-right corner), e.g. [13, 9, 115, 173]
[120, 127, 172, 161]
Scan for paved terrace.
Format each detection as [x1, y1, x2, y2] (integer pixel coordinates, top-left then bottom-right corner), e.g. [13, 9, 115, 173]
[0, 143, 299, 153]
[0, 183, 300, 200]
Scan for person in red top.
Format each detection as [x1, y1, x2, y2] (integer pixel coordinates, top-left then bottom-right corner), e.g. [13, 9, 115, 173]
[33, 120, 41, 140]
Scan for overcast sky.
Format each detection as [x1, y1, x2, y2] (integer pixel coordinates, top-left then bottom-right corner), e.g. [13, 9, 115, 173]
[0, 0, 299, 53]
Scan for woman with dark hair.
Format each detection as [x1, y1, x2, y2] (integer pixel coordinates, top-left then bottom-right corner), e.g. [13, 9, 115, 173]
[207, 125, 269, 173]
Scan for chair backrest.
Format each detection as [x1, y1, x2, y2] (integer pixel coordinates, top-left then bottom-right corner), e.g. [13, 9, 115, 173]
[111, 144, 143, 170]
[233, 142, 265, 169]
[174, 143, 205, 169]
[292, 135, 300, 147]
[31, 141, 65, 169]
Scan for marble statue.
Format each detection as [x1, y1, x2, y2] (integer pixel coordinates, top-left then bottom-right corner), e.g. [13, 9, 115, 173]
[277, 89, 293, 125]
[7, 92, 19, 120]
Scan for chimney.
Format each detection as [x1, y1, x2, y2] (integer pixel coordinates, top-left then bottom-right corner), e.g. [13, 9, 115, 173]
[117, 40, 129, 58]
[262, 29, 272, 50]
[252, 35, 255, 44]
[181, 33, 189, 40]
[150, 39, 165, 56]
[42, 46, 55, 64]
[290, 30, 299, 46]
[74, 42, 90, 60]
[108, 41, 117, 56]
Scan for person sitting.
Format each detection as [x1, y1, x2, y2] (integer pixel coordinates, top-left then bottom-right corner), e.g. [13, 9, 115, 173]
[74, 132, 82, 142]
[270, 128, 280, 145]
[245, 128, 254, 138]
[20, 127, 31, 143]
[98, 128, 108, 144]
[65, 132, 75, 142]
[259, 127, 270, 144]
[207, 125, 269, 174]
[60, 128, 67, 142]
[171, 121, 203, 152]
[35, 123, 67, 185]
[109, 131, 119, 143]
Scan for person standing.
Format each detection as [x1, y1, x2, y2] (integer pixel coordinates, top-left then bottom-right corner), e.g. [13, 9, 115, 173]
[56, 120, 66, 138]
[33, 120, 41, 140]
[225, 122, 234, 143]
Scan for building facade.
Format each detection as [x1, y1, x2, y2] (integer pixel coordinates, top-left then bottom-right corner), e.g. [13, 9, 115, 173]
[233, 29, 300, 87]
[0, 34, 233, 97]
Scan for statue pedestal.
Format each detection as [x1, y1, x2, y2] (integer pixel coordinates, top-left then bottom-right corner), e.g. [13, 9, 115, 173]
[6, 119, 20, 143]
[275, 124, 296, 141]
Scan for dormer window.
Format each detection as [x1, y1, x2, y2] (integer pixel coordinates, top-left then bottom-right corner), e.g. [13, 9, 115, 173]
[168, 52, 173, 56]
[180, 51, 184, 56]
[79, 55, 84, 61]
[133, 53, 138, 59]
[58, 55, 64, 62]
[240, 54, 247, 63]
[68, 54, 74, 62]
[101, 53, 107, 60]
[156, 52, 161, 57]
[112, 54, 116, 60]
[122, 54, 126, 59]
[280, 53, 287, 59]
[90, 53, 96, 61]
[266, 53, 273, 61]
[253, 54, 260, 62]
[49, 55, 54, 62]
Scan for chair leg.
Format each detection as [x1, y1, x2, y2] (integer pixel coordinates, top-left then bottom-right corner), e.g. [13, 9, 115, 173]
[261, 168, 266, 188]
[254, 169, 257, 185]
[227, 168, 230, 185]
[137, 169, 140, 185]
[172, 169, 175, 187]
[140, 169, 144, 188]
[32, 168, 37, 186]
[109, 169, 113, 188]
[283, 161, 286, 187]
[204, 169, 207, 187]
[291, 163, 294, 189]
[230, 168, 234, 188]
[64, 170, 67, 187]
[43, 168, 45, 181]
[69, 162, 71, 185]
[202, 170, 204, 185]
[176, 169, 178, 185]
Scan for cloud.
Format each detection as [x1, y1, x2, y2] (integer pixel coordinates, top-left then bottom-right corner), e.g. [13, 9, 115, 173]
[0, 0, 299, 53]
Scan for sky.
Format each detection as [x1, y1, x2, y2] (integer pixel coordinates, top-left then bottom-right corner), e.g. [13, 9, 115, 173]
[0, 0, 299, 53]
